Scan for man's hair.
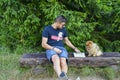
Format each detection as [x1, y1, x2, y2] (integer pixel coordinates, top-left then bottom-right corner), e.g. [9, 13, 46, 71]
[54, 15, 67, 23]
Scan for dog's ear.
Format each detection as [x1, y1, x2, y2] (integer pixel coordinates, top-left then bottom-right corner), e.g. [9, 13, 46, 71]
[86, 41, 90, 46]
[86, 41, 93, 46]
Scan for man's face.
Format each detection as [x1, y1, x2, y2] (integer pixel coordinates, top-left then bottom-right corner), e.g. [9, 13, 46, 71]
[56, 22, 66, 29]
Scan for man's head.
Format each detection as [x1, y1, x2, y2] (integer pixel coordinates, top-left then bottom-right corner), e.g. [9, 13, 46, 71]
[54, 15, 67, 29]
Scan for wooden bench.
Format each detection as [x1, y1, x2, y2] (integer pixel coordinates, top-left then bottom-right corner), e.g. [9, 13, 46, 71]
[19, 52, 120, 68]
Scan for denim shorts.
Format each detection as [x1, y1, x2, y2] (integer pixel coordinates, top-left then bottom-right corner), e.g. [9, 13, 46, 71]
[46, 46, 68, 63]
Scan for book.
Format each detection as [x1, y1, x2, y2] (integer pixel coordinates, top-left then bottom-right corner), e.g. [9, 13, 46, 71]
[73, 52, 86, 57]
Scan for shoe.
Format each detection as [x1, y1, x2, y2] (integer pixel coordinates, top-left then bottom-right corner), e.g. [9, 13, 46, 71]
[58, 72, 69, 80]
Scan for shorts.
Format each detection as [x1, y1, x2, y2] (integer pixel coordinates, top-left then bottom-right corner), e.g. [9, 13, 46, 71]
[46, 46, 68, 63]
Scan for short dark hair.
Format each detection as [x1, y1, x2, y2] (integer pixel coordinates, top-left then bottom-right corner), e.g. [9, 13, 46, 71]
[54, 15, 67, 23]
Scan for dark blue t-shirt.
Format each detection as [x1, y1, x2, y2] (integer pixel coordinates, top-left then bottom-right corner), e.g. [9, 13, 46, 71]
[42, 25, 68, 47]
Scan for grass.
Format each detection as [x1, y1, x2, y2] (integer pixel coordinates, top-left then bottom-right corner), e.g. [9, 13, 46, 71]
[0, 46, 120, 80]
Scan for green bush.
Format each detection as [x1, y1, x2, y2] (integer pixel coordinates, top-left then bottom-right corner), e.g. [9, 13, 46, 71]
[0, 0, 120, 53]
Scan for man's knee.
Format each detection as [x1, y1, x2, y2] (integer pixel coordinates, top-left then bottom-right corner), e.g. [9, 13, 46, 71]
[60, 58, 67, 66]
[52, 55, 60, 63]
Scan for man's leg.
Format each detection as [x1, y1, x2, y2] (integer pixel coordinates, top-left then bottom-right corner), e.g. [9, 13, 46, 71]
[52, 54, 61, 77]
[60, 57, 68, 73]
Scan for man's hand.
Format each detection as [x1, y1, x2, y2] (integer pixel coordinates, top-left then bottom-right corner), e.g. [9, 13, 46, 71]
[74, 47, 80, 53]
[53, 47, 62, 54]
[64, 37, 81, 53]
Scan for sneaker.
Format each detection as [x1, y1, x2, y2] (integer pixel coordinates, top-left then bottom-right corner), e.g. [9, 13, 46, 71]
[58, 72, 69, 80]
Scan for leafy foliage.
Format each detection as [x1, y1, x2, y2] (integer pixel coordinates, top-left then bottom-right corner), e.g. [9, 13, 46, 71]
[0, 0, 120, 52]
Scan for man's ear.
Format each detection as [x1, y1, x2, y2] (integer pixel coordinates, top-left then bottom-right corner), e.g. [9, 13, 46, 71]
[56, 22, 60, 26]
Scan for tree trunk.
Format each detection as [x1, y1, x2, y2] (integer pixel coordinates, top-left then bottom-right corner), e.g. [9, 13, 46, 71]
[19, 52, 120, 68]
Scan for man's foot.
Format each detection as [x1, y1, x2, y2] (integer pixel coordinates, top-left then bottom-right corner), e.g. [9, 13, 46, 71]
[58, 72, 69, 80]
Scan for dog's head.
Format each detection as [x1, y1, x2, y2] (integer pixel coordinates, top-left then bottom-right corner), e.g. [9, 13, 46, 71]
[86, 41, 93, 48]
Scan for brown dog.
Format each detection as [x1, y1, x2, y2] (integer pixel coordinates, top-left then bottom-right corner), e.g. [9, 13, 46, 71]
[86, 41, 103, 56]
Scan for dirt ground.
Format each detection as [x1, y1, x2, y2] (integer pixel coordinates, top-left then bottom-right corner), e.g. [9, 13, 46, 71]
[29, 76, 120, 80]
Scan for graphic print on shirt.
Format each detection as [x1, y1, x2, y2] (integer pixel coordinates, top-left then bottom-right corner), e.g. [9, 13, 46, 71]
[51, 32, 63, 41]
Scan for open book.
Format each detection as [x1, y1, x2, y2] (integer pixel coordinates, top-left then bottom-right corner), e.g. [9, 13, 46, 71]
[73, 52, 86, 57]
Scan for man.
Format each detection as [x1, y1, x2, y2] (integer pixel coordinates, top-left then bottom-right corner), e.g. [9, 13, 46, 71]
[42, 15, 80, 80]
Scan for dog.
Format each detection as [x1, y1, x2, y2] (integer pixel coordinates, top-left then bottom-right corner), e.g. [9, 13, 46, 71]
[86, 41, 103, 56]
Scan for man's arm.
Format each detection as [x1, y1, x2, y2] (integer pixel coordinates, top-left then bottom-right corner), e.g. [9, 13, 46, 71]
[64, 37, 80, 52]
[42, 37, 53, 50]
[42, 37, 62, 53]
